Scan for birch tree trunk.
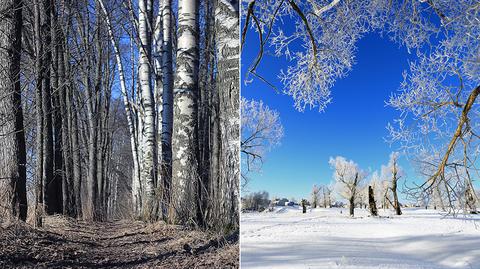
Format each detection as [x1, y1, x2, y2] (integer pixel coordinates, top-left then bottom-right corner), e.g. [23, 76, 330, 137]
[138, 0, 157, 221]
[153, 6, 163, 187]
[0, 0, 27, 221]
[214, 0, 239, 229]
[172, 0, 199, 223]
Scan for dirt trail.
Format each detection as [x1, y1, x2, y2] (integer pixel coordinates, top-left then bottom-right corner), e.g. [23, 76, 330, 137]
[0, 216, 238, 268]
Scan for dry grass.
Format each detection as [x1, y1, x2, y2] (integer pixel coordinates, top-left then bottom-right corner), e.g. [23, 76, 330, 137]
[0, 215, 238, 268]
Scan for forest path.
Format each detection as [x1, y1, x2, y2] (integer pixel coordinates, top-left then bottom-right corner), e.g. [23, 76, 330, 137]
[0, 215, 238, 268]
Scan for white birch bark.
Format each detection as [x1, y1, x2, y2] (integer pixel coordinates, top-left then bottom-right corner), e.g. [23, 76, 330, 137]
[214, 0, 239, 228]
[153, 6, 163, 187]
[138, 0, 157, 221]
[172, 0, 199, 222]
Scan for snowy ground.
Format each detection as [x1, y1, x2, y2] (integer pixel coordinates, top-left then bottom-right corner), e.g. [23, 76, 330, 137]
[241, 207, 480, 269]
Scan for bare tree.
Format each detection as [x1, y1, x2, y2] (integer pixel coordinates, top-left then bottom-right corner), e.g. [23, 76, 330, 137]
[0, 0, 27, 222]
[0, 0, 240, 232]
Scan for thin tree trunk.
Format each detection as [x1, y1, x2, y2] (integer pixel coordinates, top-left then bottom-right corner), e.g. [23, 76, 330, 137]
[391, 158, 402, 215]
[368, 186, 378, 216]
[34, 0, 44, 226]
[69, 82, 82, 218]
[349, 173, 358, 217]
[57, 24, 75, 217]
[138, 0, 157, 221]
[39, 0, 57, 216]
[160, 0, 174, 222]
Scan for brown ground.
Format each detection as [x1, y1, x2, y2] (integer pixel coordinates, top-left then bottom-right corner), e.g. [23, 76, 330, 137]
[0, 216, 238, 268]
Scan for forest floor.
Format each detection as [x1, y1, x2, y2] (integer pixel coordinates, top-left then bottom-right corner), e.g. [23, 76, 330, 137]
[241, 207, 480, 269]
[0, 215, 238, 268]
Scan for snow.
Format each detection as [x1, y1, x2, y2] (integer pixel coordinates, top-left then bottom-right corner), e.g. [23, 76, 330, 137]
[241, 207, 480, 269]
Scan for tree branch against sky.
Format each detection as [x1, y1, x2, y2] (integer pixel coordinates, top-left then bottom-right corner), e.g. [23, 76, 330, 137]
[241, 0, 479, 212]
[329, 156, 366, 216]
[242, 0, 379, 111]
[241, 97, 284, 189]
[386, 1, 480, 212]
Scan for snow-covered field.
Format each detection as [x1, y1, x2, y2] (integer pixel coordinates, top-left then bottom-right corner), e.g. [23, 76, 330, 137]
[241, 207, 480, 269]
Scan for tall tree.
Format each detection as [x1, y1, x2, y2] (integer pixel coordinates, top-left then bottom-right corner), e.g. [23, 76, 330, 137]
[329, 156, 366, 217]
[138, 0, 157, 221]
[34, 0, 60, 219]
[160, 0, 174, 221]
[172, 0, 200, 223]
[0, 0, 27, 221]
[33, 0, 44, 226]
[212, 0, 240, 229]
[49, 0, 64, 215]
[388, 152, 402, 215]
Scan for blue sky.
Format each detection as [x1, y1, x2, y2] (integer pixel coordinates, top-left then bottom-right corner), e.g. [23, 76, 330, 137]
[241, 29, 422, 201]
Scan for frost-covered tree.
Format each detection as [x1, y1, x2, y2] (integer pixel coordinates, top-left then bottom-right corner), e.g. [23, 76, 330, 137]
[242, 0, 384, 111]
[311, 184, 320, 208]
[321, 184, 333, 208]
[329, 156, 366, 216]
[243, 191, 269, 212]
[381, 152, 403, 215]
[370, 171, 385, 209]
[386, 0, 480, 212]
[242, 0, 479, 213]
[241, 98, 283, 188]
